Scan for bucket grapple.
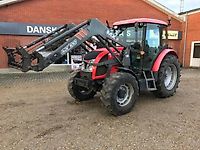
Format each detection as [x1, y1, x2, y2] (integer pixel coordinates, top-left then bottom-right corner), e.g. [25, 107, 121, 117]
[3, 23, 75, 72]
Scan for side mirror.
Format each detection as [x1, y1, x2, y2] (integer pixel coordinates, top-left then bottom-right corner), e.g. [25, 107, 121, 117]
[135, 22, 139, 32]
[106, 20, 110, 28]
[168, 16, 172, 27]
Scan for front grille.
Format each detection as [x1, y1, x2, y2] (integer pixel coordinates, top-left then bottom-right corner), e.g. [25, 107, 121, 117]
[80, 71, 92, 79]
[96, 55, 108, 76]
[96, 66, 108, 76]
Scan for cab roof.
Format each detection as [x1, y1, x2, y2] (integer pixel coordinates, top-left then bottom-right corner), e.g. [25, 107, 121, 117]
[113, 18, 168, 26]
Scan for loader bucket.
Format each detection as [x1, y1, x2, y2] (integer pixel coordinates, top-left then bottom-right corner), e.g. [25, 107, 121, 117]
[3, 47, 32, 72]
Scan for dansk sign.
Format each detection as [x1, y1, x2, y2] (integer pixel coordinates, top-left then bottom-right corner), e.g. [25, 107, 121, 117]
[0, 22, 182, 40]
[0, 22, 60, 36]
[26, 25, 57, 34]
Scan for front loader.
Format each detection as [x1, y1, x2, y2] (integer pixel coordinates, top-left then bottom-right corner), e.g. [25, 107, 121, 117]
[3, 18, 181, 116]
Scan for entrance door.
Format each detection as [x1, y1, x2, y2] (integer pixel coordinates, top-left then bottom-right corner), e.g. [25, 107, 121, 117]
[190, 42, 200, 67]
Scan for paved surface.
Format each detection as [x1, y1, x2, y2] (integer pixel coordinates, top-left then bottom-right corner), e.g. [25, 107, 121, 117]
[0, 69, 200, 150]
[0, 65, 70, 74]
[0, 72, 68, 87]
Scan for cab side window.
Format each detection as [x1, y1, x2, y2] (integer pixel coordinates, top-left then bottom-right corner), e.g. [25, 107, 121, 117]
[146, 24, 160, 51]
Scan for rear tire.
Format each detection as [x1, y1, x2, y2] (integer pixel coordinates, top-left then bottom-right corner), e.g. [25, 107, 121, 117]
[100, 72, 139, 116]
[68, 71, 96, 101]
[153, 55, 181, 98]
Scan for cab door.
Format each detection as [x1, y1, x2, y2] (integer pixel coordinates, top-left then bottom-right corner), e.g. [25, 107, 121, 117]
[118, 26, 144, 70]
[143, 24, 162, 70]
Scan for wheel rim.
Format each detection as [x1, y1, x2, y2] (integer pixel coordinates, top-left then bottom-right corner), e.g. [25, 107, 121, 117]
[164, 64, 178, 90]
[116, 83, 134, 107]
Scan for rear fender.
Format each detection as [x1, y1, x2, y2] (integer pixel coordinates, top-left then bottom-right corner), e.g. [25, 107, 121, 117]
[152, 49, 178, 72]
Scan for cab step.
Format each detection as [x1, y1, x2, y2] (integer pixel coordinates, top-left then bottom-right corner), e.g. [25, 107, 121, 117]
[143, 71, 157, 91]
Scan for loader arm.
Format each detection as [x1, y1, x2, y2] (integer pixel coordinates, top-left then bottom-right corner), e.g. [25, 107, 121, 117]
[3, 19, 127, 72]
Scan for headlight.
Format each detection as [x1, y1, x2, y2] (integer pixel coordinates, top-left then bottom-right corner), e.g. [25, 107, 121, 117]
[84, 59, 95, 72]
[87, 65, 93, 72]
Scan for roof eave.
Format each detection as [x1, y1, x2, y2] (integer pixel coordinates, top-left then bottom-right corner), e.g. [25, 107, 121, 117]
[0, 0, 24, 8]
[143, 0, 183, 22]
[179, 8, 200, 15]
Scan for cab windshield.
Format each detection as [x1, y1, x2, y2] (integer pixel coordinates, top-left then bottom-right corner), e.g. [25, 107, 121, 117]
[115, 26, 143, 46]
[114, 23, 166, 49]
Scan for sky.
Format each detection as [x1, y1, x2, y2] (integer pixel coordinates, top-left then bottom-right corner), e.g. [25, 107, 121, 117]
[155, 0, 200, 13]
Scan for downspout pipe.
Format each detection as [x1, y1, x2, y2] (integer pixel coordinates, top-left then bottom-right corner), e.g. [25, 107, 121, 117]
[183, 12, 188, 67]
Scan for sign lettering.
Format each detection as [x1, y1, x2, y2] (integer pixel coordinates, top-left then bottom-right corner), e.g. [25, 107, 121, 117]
[0, 22, 60, 36]
[61, 39, 78, 55]
[163, 30, 182, 40]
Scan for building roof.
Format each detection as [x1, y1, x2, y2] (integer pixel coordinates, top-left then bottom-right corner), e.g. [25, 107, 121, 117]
[113, 18, 168, 26]
[0, 0, 183, 21]
[143, 0, 183, 21]
[0, 0, 23, 7]
[179, 8, 200, 15]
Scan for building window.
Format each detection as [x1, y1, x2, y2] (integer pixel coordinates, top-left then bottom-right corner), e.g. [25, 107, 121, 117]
[193, 43, 200, 58]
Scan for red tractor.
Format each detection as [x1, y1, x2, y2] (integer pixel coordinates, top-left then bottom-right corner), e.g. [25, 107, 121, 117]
[4, 18, 181, 116]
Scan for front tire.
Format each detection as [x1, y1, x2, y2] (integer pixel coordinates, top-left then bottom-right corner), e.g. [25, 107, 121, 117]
[153, 55, 181, 98]
[68, 71, 96, 101]
[100, 72, 139, 116]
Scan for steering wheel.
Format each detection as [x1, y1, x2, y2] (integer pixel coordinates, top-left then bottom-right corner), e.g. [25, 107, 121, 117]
[130, 42, 141, 54]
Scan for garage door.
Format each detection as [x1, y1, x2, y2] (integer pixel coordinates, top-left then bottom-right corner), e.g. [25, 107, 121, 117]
[190, 42, 200, 67]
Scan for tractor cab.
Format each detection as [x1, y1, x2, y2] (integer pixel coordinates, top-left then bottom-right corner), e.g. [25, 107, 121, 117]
[113, 18, 169, 70]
